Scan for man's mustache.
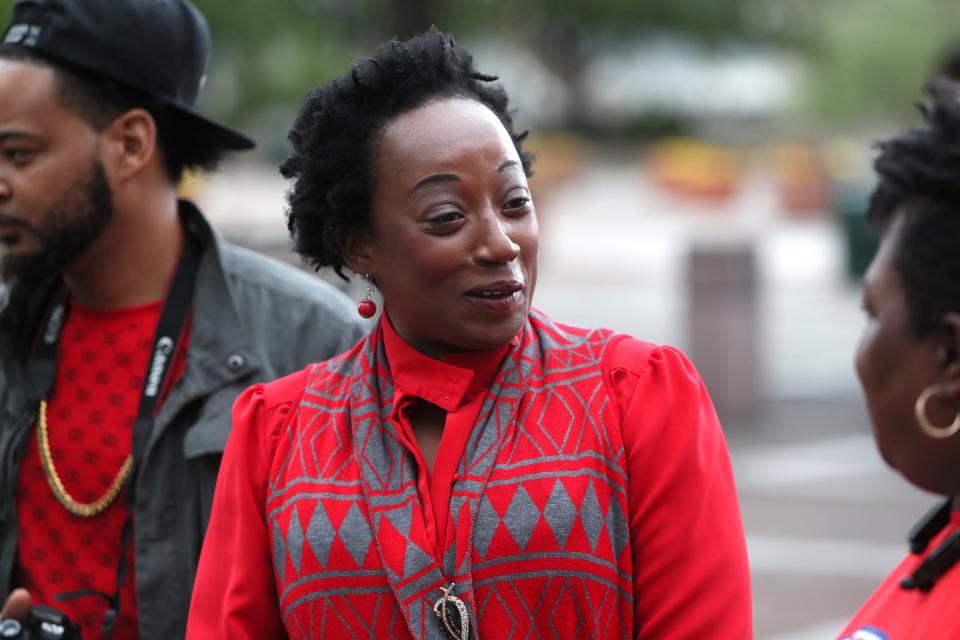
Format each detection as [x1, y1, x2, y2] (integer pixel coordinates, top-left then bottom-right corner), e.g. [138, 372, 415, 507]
[0, 214, 42, 238]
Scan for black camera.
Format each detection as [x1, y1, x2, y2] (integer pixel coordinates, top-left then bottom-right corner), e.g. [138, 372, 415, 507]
[0, 606, 81, 639]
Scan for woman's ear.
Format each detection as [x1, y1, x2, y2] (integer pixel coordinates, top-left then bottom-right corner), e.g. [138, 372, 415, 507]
[938, 312, 960, 384]
[339, 227, 376, 277]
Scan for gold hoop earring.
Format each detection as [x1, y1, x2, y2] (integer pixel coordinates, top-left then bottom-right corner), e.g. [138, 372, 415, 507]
[914, 384, 960, 439]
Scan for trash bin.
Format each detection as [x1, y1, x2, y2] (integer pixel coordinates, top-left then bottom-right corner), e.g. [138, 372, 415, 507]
[687, 243, 759, 424]
[834, 180, 879, 280]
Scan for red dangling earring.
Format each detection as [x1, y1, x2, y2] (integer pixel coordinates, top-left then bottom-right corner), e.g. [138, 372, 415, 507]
[357, 274, 377, 318]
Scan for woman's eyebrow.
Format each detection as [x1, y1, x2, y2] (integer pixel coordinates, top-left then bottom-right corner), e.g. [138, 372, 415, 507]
[411, 173, 459, 194]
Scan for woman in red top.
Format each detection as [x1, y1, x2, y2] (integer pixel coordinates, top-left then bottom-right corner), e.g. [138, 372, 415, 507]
[186, 29, 751, 640]
[840, 82, 960, 640]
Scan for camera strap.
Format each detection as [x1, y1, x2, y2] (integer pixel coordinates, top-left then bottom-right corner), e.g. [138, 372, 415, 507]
[28, 228, 202, 640]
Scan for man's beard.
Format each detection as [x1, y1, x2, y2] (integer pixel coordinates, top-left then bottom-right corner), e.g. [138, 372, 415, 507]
[0, 158, 114, 341]
[1, 157, 115, 285]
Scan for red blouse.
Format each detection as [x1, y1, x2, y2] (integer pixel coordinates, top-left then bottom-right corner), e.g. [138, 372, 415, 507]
[187, 315, 751, 639]
[839, 509, 960, 639]
[381, 317, 515, 558]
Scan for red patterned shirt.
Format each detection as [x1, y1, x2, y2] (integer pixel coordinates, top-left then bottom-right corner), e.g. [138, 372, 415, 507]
[17, 300, 187, 639]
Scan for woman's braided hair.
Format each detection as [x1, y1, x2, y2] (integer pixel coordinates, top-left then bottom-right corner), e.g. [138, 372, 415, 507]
[868, 79, 960, 336]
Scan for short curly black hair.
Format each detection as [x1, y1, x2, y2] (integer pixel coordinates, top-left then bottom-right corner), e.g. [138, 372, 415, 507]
[280, 28, 534, 279]
[868, 79, 960, 337]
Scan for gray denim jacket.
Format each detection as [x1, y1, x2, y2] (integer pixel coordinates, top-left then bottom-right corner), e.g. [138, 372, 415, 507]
[0, 202, 366, 639]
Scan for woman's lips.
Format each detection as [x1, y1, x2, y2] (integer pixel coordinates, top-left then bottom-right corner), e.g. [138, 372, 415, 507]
[464, 280, 524, 296]
[464, 280, 525, 313]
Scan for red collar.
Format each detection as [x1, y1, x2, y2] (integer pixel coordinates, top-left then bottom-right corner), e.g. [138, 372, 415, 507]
[381, 313, 513, 412]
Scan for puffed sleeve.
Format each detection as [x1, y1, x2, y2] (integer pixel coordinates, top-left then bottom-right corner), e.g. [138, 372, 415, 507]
[606, 339, 752, 639]
[186, 370, 308, 639]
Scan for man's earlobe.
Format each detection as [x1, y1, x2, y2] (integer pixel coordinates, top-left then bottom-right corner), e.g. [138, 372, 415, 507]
[105, 108, 157, 179]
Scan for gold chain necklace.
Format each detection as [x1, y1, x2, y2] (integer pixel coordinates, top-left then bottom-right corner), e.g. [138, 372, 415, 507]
[37, 400, 133, 518]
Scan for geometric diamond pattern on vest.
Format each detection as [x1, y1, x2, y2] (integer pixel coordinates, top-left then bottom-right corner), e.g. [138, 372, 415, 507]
[287, 505, 305, 574]
[373, 502, 435, 580]
[503, 486, 540, 552]
[449, 496, 474, 575]
[477, 587, 519, 640]
[403, 539, 434, 578]
[372, 513, 404, 581]
[473, 495, 500, 559]
[339, 503, 372, 567]
[306, 502, 336, 569]
[384, 501, 413, 538]
[538, 392, 576, 453]
[543, 479, 576, 549]
[606, 496, 629, 559]
[549, 578, 584, 638]
[268, 313, 636, 639]
[580, 480, 603, 553]
[443, 541, 457, 578]
[271, 520, 286, 584]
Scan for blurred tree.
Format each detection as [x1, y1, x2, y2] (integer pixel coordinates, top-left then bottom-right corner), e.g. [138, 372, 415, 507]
[167, 0, 960, 139]
[194, 1, 360, 125]
[191, 0, 805, 135]
[435, 0, 806, 128]
[801, 0, 960, 126]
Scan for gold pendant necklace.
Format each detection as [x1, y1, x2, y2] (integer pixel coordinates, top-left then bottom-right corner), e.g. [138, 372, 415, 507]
[433, 583, 470, 640]
[37, 400, 133, 518]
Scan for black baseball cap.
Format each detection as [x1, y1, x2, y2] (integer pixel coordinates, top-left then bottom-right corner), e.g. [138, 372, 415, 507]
[2, 0, 255, 151]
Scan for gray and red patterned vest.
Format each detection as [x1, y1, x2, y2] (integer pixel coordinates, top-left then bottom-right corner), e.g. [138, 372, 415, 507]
[267, 311, 633, 639]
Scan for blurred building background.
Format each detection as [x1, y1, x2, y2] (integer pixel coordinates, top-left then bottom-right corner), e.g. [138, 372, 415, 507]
[191, 2, 960, 638]
[26, 0, 960, 636]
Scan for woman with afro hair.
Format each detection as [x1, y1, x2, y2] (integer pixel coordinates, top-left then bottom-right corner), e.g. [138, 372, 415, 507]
[187, 28, 751, 639]
[839, 81, 960, 639]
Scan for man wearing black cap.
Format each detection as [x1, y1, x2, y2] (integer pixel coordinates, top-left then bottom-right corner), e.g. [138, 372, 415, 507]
[0, 1, 365, 638]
